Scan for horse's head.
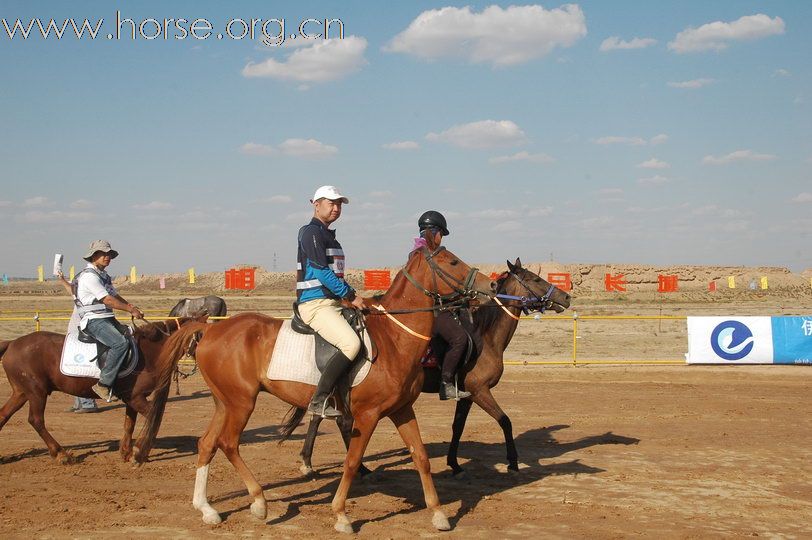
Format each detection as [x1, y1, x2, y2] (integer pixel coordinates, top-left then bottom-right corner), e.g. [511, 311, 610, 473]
[406, 242, 494, 303]
[496, 258, 571, 313]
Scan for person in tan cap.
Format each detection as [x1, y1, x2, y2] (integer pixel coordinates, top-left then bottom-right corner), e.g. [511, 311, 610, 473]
[72, 240, 144, 402]
[296, 186, 365, 418]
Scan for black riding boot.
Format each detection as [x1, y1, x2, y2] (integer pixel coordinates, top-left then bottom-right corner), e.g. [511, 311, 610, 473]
[308, 351, 352, 418]
[439, 376, 471, 401]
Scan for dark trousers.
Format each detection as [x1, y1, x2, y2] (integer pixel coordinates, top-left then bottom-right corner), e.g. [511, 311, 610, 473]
[433, 311, 480, 383]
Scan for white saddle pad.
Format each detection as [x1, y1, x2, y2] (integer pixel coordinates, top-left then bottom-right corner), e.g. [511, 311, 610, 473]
[266, 320, 372, 387]
[59, 313, 139, 379]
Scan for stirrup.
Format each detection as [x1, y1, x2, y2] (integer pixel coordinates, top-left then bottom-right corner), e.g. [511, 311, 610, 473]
[308, 395, 341, 419]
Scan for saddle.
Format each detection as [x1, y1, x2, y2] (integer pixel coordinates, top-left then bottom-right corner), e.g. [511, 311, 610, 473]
[76, 321, 137, 373]
[290, 302, 373, 413]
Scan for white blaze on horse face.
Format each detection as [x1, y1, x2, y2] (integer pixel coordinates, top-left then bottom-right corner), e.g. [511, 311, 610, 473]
[193, 465, 222, 524]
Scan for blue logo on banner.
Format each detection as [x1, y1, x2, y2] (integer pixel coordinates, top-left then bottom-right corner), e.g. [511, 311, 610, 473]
[710, 320, 755, 360]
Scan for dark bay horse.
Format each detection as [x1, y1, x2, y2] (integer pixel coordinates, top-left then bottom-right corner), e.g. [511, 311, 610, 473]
[0, 315, 206, 464]
[169, 295, 227, 318]
[294, 258, 571, 477]
[136, 243, 494, 533]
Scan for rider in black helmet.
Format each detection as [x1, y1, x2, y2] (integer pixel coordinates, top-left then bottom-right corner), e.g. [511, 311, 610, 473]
[418, 210, 481, 401]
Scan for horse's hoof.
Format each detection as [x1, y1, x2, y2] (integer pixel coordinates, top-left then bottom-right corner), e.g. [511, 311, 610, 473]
[451, 470, 466, 480]
[202, 511, 222, 525]
[57, 452, 75, 465]
[299, 464, 315, 477]
[250, 499, 267, 520]
[334, 517, 353, 534]
[432, 510, 451, 531]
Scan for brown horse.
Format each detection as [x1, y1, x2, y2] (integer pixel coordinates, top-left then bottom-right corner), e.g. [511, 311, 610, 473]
[293, 258, 571, 477]
[135, 242, 494, 533]
[0, 315, 206, 464]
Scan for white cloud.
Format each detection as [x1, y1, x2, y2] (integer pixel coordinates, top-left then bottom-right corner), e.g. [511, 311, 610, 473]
[668, 14, 785, 54]
[600, 36, 657, 51]
[279, 138, 338, 159]
[471, 208, 519, 219]
[702, 150, 777, 165]
[650, 134, 669, 145]
[385, 4, 586, 67]
[239, 142, 277, 156]
[369, 191, 393, 199]
[772, 68, 791, 77]
[637, 175, 670, 185]
[69, 199, 94, 209]
[132, 201, 174, 210]
[595, 136, 646, 146]
[668, 78, 715, 89]
[488, 151, 555, 164]
[21, 196, 54, 208]
[637, 158, 670, 169]
[382, 141, 419, 151]
[722, 220, 749, 232]
[691, 206, 743, 218]
[493, 220, 522, 232]
[0, 200, 12, 207]
[259, 195, 292, 204]
[242, 36, 368, 83]
[791, 193, 812, 203]
[20, 210, 93, 224]
[596, 188, 623, 196]
[527, 206, 553, 217]
[426, 120, 526, 149]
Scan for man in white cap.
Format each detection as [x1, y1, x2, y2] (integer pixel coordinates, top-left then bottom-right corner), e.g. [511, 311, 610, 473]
[73, 240, 144, 402]
[296, 186, 365, 418]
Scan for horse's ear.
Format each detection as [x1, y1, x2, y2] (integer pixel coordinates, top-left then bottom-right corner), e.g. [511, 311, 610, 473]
[506, 259, 516, 272]
[514, 257, 522, 268]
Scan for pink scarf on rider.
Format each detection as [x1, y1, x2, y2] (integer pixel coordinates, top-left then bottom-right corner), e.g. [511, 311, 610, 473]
[411, 236, 428, 254]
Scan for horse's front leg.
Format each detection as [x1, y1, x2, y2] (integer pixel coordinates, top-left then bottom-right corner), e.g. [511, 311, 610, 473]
[390, 405, 451, 531]
[471, 388, 518, 471]
[331, 411, 378, 533]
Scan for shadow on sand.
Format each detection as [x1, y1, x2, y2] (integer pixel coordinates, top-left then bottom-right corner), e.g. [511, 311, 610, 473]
[204, 424, 639, 530]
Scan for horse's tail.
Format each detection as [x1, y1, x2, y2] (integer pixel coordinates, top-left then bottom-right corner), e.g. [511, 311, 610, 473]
[0, 340, 9, 361]
[278, 406, 306, 445]
[134, 322, 210, 463]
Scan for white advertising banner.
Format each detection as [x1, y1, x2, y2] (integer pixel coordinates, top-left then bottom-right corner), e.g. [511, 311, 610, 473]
[686, 317, 774, 364]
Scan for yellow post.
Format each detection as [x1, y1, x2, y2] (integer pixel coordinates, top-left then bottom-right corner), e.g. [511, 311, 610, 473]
[188, 268, 195, 284]
[727, 276, 736, 289]
[760, 276, 768, 290]
[69, 265, 75, 281]
[35, 311, 40, 332]
[130, 266, 137, 283]
[37, 265, 44, 282]
[572, 312, 578, 366]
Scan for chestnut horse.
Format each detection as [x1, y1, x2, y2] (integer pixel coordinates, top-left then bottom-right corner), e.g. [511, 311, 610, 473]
[136, 243, 493, 533]
[0, 315, 206, 464]
[292, 258, 571, 477]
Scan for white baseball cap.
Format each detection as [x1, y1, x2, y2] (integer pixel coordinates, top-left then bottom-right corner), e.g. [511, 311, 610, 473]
[311, 185, 349, 204]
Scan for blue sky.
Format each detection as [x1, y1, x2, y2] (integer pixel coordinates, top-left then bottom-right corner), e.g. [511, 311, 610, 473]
[1, 1, 810, 277]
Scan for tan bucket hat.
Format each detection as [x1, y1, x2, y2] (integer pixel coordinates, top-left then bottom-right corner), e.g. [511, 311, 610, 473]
[83, 240, 119, 261]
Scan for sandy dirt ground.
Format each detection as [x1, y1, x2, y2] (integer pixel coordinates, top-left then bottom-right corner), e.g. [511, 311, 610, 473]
[2, 292, 812, 538]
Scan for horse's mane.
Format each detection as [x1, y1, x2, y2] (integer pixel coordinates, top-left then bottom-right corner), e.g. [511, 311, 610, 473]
[474, 272, 510, 334]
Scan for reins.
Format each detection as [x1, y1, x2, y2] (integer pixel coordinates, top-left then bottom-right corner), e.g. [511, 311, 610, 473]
[365, 246, 483, 340]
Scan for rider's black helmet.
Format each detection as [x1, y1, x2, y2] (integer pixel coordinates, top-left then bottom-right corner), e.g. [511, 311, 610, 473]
[418, 210, 449, 236]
